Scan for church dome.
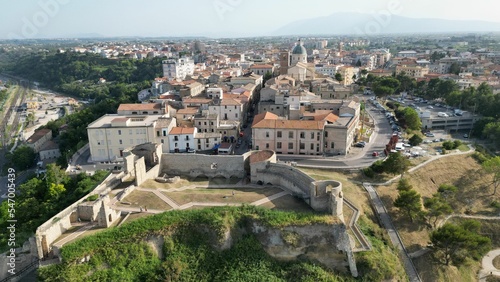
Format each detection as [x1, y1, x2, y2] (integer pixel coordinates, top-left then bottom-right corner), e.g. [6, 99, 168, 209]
[292, 44, 307, 55]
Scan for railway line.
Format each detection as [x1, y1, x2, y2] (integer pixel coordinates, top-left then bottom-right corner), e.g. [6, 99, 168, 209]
[0, 79, 29, 147]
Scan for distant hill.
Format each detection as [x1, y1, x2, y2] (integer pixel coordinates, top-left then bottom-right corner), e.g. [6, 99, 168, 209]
[273, 12, 500, 36]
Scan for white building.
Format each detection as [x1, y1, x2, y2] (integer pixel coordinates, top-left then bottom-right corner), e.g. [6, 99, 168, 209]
[209, 98, 244, 122]
[168, 127, 196, 153]
[162, 57, 195, 80]
[87, 115, 162, 162]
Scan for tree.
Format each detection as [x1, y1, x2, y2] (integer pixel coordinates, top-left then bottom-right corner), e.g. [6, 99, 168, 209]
[334, 72, 343, 83]
[430, 221, 491, 265]
[403, 107, 422, 130]
[408, 134, 423, 146]
[10, 146, 36, 170]
[394, 189, 422, 222]
[396, 178, 412, 191]
[383, 152, 410, 176]
[263, 71, 273, 82]
[360, 69, 368, 76]
[424, 196, 452, 228]
[449, 62, 461, 75]
[482, 156, 500, 195]
[372, 84, 395, 99]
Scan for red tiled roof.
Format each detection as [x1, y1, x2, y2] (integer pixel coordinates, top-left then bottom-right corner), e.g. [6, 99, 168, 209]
[118, 103, 161, 111]
[169, 127, 195, 135]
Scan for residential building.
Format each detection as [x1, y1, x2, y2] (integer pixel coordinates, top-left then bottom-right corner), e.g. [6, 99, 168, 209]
[117, 103, 168, 115]
[168, 127, 196, 153]
[162, 57, 195, 80]
[26, 128, 53, 153]
[38, 140, 61, 161]
[249, 64, 275, 76]
[395, 64, 430, 78]
[87, 115, 162, 162]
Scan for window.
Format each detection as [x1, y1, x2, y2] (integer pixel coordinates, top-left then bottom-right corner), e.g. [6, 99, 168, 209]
[331, 142, 335, 149]
[163, 131, 167, 137]
[325, 131, 328, 137]
[300, 132, 305, 138]
[225, 105, 227, 109]
[118, 130, 122, 135]
[300, 143, 305, 150]
[129, 129, 133, 135]
[175, 143, 178, 147]
[174, 136, 178, 141]
[161, 139, 164, 144]
[310, 143, 314, 150]
[198, 122, 201, 125]
[235, 113, 238, 118]
[289, 131, 293, 138]
[266, 143, 269, 149]
[266, 132, 269, 138]
[288, 143, 293, 149]
[119, 140, 123, 145]
[156, 131, 160, 137]
[277, 142, 282, 149]
[277, 131, 282, 138]
[204, 122, 207, 125]
[311, 132, 314, 139]
[186, 136, 190, 140]
[206, 138, 209, 143]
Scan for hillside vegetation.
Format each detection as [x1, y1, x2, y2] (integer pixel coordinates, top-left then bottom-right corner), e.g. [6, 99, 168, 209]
[38, 206, 357, 282]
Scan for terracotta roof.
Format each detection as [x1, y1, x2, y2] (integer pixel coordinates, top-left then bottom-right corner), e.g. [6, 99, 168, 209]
[177, 107, 199, 114]
[221, 98, 242, 106]
[170, 127, 195, 135]
[253, 119, 325, 130]
[249, 64, 273, 69]
[39, 140, 59, 151]
[118, 103, 161, 111]
[252, 112, 278, 126]
[183, 98, 212, 104]
[249, 150, 274, 164]
[27, 128, 51, 144]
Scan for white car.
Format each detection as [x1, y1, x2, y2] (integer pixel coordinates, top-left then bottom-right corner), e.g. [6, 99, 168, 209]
[427, 105, 434, 109]
[437, 112, 449, 117]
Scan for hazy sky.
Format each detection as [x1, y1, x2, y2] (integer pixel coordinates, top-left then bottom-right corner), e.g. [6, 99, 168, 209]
[2, 0, 500, 39]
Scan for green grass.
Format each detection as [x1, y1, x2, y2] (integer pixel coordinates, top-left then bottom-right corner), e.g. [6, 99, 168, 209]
[458, 144, 470, 152]
[38, 206, 351, 282]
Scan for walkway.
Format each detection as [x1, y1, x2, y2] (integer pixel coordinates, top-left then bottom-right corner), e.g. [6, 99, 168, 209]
[479, 249, 500, 281]
[363, 183, 421, 282]
[52, 222, 97, 249]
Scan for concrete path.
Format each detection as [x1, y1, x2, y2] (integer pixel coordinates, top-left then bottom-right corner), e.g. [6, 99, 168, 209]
[52, 222, 96, 248]
[479, 249, 500, 281]
[363, 183, 421, 282]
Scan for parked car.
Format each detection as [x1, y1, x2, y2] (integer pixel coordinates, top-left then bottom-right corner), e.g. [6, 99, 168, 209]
[463, 134, 469, 139]
[354, 142, 365, 148]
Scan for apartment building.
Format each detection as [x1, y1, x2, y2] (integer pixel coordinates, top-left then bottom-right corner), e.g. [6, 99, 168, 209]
[87, 115, 162, 162]
[26, 128, 53, 153]
[162, 57, 195, 80]
[395, 64, 430, 78]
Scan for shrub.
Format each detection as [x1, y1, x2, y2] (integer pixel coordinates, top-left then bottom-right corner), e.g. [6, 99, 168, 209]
[453, 140, 462, 148]
[363, 167, 375, 178]
[472, 152, 489, 164]
[409, 134, 423, 146]
[370, 160, 385, 173]
[442, 141, 455, 150]
[87, 194, 99, 201]
[490, 201, 500, 209]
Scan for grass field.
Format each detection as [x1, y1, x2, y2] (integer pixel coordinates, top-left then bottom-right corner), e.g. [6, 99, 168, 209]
[119, 190, 173, 211]
[259, 194, 316, 213]
[162, 187, 284, 205]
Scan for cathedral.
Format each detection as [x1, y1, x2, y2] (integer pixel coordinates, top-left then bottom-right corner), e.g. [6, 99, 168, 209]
[280, 39, 315, 82]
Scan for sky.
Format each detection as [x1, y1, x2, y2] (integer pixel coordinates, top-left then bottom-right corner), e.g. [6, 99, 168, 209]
[2, 0, 500, 39]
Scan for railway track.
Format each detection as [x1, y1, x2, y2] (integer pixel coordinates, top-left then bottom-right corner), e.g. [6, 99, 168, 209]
[0, 80, 28, 146]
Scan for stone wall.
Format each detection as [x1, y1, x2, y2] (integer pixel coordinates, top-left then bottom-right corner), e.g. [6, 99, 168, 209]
[34, 173, 123, 259]
[161, 153, 247, 179]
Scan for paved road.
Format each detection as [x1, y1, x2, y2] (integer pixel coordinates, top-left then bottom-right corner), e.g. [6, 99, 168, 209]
[363, 183, 421, 282]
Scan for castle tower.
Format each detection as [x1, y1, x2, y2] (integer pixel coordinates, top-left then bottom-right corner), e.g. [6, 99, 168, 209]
[330, 185, 344, 223]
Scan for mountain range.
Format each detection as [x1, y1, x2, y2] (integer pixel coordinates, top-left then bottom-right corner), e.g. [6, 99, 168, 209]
[273, 12, 500, 36]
